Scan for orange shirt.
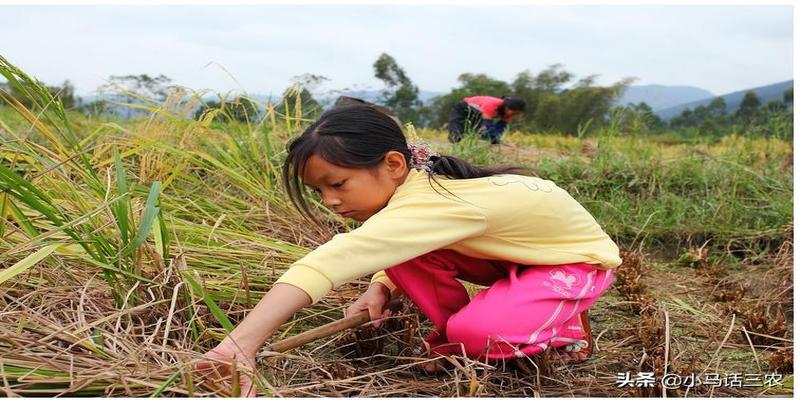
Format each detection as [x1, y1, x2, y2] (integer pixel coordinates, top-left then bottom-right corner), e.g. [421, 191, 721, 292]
[464, 96, 513, 122]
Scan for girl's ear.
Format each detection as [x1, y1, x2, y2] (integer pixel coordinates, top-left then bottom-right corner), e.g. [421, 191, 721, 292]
[384, 151, 408, 179]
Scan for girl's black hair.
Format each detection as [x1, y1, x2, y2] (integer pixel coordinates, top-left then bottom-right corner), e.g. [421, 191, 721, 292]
[498, 96, 527, 118]
[282, 104, 528, 221]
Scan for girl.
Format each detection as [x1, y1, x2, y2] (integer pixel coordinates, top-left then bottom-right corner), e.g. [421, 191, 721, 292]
[197, 104, 620, 396]
[448, 95, 527, 144]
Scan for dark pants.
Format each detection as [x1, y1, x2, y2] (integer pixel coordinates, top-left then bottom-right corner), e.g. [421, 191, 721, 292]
[447, 101, 484, 143]
[481, 120, 507, 144]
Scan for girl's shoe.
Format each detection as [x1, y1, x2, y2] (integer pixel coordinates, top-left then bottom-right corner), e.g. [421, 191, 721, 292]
[411, 340, 450, 374]
[552, 309, 593, 363]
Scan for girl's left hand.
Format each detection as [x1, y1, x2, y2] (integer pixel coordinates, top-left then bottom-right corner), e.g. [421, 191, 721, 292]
[346, 282, 392, 327]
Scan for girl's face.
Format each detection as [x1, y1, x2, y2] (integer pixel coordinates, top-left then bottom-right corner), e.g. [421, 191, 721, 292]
[301, 151, 409, 222]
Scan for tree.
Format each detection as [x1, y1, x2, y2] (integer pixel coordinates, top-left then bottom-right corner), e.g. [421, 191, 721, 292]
[100, 74, 173, 100]
[107, 74, 172, 100]
[698, 97, 730, 135]
[7, 79, 77, 110]
[81, 99, 111, 116]
[228, 96, 260, 123]
[506, 65, 574, 130]
[636, 102, 665, 128]
[604, 102, 664, 136]
[97, 74, 173, 118]
[276, 74, 327, 122]
[509, 70, 538, 117]
[55, 80, 77, 109]
[532, 64, 573, 92]
[278, 85, 322, 122]
[707, 97, 727, 118]
[783, 87, 793, 105]
[734, 91, 761, 124]
[629, 102, 665, 132]
[766, 100, 786, 112]
[507, 68, 631, 133]
[531, 93, 561, 132]
[691, 105, 716, 134]
[693, 105, 710, 122]
[373, 53, 422, 125]
[194, 96, 260, 124]
[194, 99, 221, 121]
[670, 108, 695, 129]
[554, 76, 632, 133]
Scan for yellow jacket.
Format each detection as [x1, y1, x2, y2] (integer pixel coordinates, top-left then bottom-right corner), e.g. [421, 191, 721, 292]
[276, 169, 621, 303]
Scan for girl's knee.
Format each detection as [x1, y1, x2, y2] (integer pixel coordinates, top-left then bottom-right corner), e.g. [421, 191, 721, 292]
[445, 312, 494, 356]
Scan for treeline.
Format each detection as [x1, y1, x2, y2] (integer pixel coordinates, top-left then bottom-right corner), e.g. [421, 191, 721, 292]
[0, 54, 634, 135]
[368, 53, 793, 139]
[666, 89, 793, 137]
[1, 53, 792, 139]
[371, 53, 632, 135]
[0, 72, 325, 125]
[0, 74, 174, 119]
[610, 88, 794, 139]
[1, 79, 78, 109]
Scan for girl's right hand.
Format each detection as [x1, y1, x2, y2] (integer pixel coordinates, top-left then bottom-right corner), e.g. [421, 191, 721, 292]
[195, 340, 258, 397]
[193, 283, 312, 397]
[345, 282, 392, 327]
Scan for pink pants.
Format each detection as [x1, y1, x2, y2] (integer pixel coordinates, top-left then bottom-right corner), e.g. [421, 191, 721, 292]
[384, 249, 616, 360]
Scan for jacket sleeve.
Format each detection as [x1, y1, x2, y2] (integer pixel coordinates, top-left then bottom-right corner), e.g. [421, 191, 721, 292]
[369, 270, 396, 291]
[275, 195, 487, 303]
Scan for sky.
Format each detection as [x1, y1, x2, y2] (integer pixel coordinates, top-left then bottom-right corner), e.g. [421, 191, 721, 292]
[0, 4, 794, 98]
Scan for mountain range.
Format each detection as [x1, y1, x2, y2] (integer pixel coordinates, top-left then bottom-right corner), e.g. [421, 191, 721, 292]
[616, 85, 715, 113]
[650, 80, 793, 119]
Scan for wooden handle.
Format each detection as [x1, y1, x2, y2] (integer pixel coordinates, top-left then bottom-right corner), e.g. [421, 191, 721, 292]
[264, 298, 403, 354]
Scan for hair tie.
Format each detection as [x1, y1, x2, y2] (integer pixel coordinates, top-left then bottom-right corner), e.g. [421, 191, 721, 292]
[408, 142, 439, 173]
[404, 123, 439, 174]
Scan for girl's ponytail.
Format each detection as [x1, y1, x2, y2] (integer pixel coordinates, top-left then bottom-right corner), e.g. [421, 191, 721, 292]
[428, 155, 527, 179]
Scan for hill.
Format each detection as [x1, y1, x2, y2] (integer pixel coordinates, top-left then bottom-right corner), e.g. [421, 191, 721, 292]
[656, 80, 793, 119]
[617, 84, 715, 111]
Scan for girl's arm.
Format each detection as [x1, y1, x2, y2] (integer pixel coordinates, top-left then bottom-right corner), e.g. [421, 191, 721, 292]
[223, 283, 311, 352]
